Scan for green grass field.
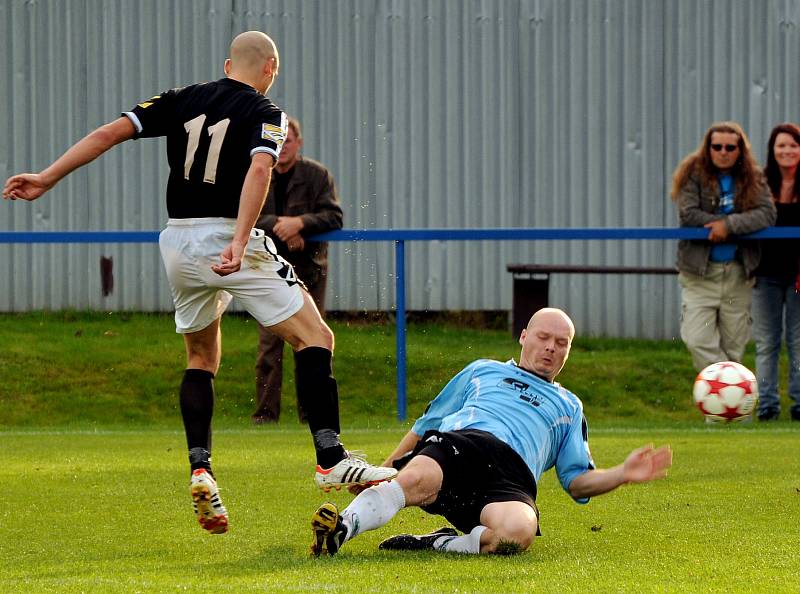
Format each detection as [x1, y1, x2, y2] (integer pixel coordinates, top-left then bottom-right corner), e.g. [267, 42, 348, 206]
[1, 310, 780, 427]
[2, 313, 799, 592]
[3, 427, 799, 593]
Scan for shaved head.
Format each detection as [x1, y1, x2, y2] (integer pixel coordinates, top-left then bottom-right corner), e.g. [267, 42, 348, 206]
[526, 307, 575, 340]
[225, 31, 280, 95]
[519, 308, 575, 381]
[229, 31, 278, 71]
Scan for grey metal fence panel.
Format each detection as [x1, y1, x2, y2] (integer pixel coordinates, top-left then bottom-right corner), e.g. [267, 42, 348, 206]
[2, 0, 799, 338]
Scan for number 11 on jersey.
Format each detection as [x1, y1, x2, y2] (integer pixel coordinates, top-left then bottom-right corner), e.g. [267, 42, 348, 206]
[183, 114, 230, 184]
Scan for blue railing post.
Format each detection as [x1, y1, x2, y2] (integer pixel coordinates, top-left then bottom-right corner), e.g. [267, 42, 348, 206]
[6, 227, 800, 423]
[395, 239, 407, 421]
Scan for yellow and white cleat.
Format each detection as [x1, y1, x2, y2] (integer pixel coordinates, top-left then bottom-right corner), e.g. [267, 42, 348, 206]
[190, 468, 229, 534]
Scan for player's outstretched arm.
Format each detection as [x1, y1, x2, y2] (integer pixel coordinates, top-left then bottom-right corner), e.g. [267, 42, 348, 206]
[622, 444, 673, 483]
[568, 444, 672, 499]
[3, 117, 135, 201]
[212, 152, 274, 277]
[382, 430, 422, 467]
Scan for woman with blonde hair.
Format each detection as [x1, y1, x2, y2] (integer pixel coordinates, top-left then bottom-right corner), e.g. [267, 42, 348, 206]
[671, 121, 776, 373]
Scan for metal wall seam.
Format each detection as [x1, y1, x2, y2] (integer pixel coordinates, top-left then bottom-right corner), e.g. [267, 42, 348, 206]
[2, 0, 799, 338]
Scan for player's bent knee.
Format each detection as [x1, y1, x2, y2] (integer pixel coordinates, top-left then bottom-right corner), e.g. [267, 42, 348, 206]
[484, 524, 536, 554]
[317, 323, 334, 349]
[296, 323, 333, 351]
[270, 311, 334, 351]
[480, 501, 538, 554]
[296, 305, 334, 349]
[502, 523, 536, 548]
[396, 458, 443, 506]
[506, 524, 536, 551]
[184, 334, 220, 373]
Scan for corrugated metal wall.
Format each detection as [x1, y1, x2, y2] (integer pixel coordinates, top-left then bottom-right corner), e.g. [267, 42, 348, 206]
[2, 0, 799, 338]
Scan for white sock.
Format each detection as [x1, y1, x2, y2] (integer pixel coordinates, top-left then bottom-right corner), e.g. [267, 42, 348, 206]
[434, 525, 486, 554]
[341, 480, 406, 541]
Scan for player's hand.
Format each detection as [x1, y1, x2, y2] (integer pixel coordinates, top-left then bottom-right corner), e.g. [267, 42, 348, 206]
[622, 444, 672, 483]
[273, 216, 304, 242]
[704, 219, 729, 243]
[286, 235, 305, 252]
[211, 242, 246, 276]
[3, 173, 52, 201]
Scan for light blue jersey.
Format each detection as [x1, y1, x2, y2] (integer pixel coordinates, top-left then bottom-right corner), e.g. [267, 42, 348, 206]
[412, 359, 595, 502]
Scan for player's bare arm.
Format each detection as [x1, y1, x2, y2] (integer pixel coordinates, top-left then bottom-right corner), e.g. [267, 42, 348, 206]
[568, 444, 672, 499]
[3, 117, 135, 201]
[381, 430, 422, 467]
[212, 152, 275, 276]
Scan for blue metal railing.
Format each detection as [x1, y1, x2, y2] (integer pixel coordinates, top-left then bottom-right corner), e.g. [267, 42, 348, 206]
[3, 226, 800, 420]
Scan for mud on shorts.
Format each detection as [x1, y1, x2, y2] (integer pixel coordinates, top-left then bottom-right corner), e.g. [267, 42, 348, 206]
[394, 428, 540, 535]
[159, 218, 305, 333]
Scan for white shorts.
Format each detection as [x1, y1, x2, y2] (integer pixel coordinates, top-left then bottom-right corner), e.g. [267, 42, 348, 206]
[159, 218, 305, 334]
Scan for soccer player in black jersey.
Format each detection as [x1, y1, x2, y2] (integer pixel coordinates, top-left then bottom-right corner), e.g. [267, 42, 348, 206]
[4, 31, 396, 535]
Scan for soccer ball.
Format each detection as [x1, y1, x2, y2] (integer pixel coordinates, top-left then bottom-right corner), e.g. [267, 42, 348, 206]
[693, 361, 758, 423]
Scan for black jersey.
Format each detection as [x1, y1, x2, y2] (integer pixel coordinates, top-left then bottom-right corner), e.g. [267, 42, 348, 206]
[123, 78, 286, 218]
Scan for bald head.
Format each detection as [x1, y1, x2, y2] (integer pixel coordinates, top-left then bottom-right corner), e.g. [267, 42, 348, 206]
[518, 308, 575, 381]
[225, 31, 279, 94]
[229, 31, 278, 70]
[526, 307, 575, 340]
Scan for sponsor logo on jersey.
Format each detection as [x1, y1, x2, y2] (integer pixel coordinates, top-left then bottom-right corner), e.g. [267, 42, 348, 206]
[499, 377, 542, 407]
[261, 123, 286, 144]
[137, 95, 161, 109]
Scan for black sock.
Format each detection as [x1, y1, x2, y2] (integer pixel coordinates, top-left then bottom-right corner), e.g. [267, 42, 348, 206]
[180, 368, 215, 472]
[295, 346, 346, 468]
[189, 447, 212, 477]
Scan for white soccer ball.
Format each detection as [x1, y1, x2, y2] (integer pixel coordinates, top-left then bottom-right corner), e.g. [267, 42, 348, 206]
[693, 361, 758, 423]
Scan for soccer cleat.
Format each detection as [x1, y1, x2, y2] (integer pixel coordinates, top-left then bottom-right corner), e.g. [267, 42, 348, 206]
[310, 502, 348, 557]
[378, 527, 459, 551]
[190, 468, 229, 534]
[314, 451, 398, 492]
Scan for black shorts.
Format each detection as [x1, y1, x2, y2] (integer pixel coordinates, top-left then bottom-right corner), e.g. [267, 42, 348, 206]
[394, 429, 540, 534]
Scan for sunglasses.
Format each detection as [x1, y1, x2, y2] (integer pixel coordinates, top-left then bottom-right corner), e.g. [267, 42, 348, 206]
[710, 143, 738, 153]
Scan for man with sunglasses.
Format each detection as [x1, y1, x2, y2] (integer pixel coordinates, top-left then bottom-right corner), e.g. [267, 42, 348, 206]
[670, 121, 776, 374]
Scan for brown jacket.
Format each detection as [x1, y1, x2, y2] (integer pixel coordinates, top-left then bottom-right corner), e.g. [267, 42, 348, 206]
[256, 157, 343, 284]
[674, 172, 776, 277]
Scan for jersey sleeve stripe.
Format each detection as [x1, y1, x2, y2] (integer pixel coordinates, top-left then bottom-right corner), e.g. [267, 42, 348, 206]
[122, 112, 143, 134]
[250, 146, 279, 160]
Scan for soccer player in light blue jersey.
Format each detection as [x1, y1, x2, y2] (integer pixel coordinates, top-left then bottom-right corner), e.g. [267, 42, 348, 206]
[311, 308, 673, 556]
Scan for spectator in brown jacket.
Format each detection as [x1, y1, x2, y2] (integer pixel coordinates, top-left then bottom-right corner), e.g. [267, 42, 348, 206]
[253, 116, 343, 423]
[671, 121, 776, 372]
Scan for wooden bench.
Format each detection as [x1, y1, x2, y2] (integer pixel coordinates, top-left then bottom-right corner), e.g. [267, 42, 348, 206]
[506, 264, 678, 337]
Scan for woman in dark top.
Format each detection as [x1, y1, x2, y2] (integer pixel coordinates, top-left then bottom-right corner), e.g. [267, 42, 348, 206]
[752, 123, 800, 421]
